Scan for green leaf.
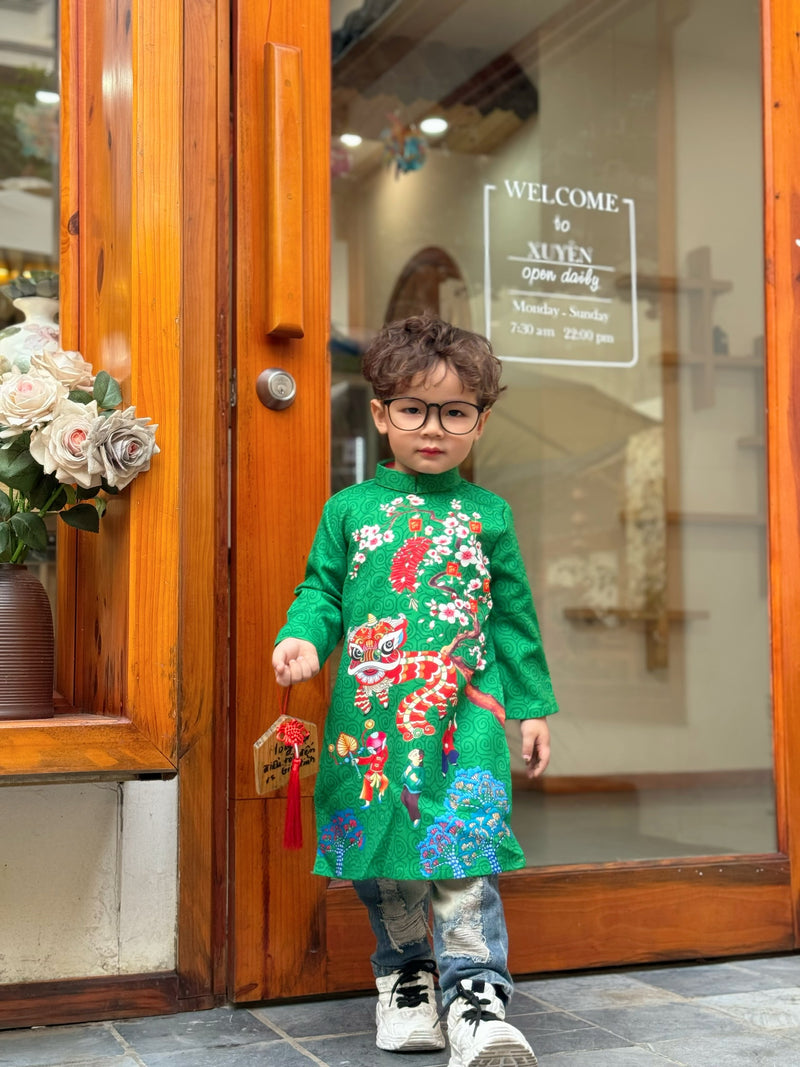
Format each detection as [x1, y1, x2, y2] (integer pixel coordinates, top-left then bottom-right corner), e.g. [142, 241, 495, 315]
[75, 484, 101, 500]
[9, 511, 48, 551]
[0, 522, 11, 559]
[59, 503, 100, 533]
[0, 436, 40, 493]
[27, 474, 66, 512]
[0, 490, 10, 521]
[93, 371, 122, 410]
[68, 389, 94, 405]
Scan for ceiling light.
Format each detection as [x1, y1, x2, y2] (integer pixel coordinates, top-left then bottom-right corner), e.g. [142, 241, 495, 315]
[340, 133, 362, 148]
[420, 116, 448, 136]
[35, 90, 60, 105]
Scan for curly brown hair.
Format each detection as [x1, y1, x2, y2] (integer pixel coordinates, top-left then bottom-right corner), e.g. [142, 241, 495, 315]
[361, 313, 504, 407]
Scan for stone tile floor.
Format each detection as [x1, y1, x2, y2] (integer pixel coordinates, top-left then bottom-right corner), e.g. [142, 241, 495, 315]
[3, 954, 800, 1066]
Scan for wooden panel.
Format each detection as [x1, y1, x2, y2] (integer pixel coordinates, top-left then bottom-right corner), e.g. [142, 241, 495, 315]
[502, 860, 793, 974]
[0, 717, 174, 782]
[231, 0, 331, 797]
[177, 0, 231, 1001]
[325, 858, 795, 992]
[230, 798, 326, 1001]
[56, 0, 80, 702]
[74, 1, 133, 720]
[763, 0, 800, 933]
[230, 0, 331, 1001]
[126, 0, 181, 758]
[0, 973, 183, 1031]
[264, 43, 304, 337]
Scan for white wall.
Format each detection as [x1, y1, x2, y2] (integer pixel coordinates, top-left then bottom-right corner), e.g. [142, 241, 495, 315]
[0, 780, 177, 983]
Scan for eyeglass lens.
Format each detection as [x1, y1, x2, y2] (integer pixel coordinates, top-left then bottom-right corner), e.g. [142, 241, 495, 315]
[386, 398, 482, 434]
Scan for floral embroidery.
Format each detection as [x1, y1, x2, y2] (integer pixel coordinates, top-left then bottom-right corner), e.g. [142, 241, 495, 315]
[346, 493, 492, 674]
[417, 767, 511, 877]
[318, 809, 365, 877]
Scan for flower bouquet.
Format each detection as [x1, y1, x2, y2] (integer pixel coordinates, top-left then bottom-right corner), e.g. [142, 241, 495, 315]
[0, 343, 159, 563]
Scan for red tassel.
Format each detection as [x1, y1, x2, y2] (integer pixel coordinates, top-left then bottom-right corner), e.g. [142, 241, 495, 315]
[284, 754, 303, 849]
[275, 691, 309, 850]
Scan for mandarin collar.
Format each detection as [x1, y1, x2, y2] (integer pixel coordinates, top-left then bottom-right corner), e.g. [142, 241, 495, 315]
[373, 460, 463, 495]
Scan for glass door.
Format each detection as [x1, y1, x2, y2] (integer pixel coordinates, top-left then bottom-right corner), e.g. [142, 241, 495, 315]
[331, 0, 773, 865]
[324, 0, 786, 981]
[230, 0, 800, 1003]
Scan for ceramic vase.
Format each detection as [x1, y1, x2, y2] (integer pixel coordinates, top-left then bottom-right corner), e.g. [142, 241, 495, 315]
[0, 295, 60, 373]
[0, 564, 55, 720]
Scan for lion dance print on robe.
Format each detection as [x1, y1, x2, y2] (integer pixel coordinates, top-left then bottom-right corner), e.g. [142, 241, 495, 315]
[346, 614, 458, 741]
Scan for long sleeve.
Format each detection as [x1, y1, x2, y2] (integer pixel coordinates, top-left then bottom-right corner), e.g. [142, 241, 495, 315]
[489, 502, 558, 720]
[274, 497, 348, 665]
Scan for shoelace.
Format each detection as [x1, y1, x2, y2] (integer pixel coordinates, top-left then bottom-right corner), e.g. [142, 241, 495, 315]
[389, 959, 438, 1008]
[443, 983, 502, 1036]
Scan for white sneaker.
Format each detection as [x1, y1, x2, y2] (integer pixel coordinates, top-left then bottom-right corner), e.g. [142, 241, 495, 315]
[375, 959, 446, 1051]
[446, 979, 537, 1067]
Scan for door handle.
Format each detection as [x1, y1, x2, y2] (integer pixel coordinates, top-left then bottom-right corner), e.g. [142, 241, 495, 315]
[264, 42, 304, 338]
[256, 368, 297, 410]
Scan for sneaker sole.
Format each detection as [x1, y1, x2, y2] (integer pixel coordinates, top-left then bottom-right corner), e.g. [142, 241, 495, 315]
[378, 1028, 447, 1052]
[449, 1037, 538, 1067]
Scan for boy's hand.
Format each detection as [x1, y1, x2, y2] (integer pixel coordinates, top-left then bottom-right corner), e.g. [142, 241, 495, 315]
[520, 717, 550, 778]
[272, 638, 320, 687]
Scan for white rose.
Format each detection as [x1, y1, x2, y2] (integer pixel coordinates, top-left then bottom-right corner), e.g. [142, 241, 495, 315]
[87, 406, 159, 490]
[0, 371, 68, 438]
[30, 347, 94, 391]
[29, 399, 103, 488]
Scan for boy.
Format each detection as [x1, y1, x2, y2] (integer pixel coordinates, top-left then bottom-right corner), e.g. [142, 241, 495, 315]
[273, 313, 557, 1067]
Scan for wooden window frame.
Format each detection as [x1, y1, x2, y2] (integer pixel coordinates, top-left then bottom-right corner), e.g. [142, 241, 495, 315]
[0, 1, 178, 783]
[0, 0, 228, 797]
[0, 0, 230, 1021]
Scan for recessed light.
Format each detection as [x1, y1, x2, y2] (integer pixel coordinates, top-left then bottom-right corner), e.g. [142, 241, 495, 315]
[420, 117, 448, 136]
[340, 133, 363, 148]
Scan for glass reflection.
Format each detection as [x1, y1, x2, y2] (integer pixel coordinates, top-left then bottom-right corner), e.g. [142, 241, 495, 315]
[0, 0, 59, 613]
[330, 0, 775, 865]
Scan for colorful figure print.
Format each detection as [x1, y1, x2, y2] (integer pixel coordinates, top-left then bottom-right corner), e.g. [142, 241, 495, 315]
[355, 730, 389, 807]
[401, 748, 425, 827]
[346, 613, 458, 740]
[441, 718, 459, 775]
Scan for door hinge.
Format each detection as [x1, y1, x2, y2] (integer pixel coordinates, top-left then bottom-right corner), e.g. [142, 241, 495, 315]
[229, 367, 237, 408]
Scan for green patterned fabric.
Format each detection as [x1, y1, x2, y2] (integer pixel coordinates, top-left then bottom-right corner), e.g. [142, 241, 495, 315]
[277, 461, 558, 880]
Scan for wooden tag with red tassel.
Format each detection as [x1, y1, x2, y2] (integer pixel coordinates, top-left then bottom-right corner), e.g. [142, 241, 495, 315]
[253, 691, 318, 849]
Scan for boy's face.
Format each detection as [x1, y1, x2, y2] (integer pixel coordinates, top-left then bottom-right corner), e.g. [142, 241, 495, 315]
[370, 364, 490, 478]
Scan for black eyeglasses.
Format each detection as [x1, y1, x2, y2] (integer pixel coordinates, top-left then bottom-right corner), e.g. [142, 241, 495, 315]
[383, 397, 484, 435]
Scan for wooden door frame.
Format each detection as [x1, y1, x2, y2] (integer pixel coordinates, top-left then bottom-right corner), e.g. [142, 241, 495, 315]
[0, 0, 229, 1029]
[226, 0, 800, 1003]
[228, 0, 332, 1002]
[763, 0, 800, 937]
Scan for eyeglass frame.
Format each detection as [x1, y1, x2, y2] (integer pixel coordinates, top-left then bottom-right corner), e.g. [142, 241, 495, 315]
[382, 396, 485, 435]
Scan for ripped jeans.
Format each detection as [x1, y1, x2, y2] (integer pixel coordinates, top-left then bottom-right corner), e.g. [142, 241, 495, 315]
[352, 876, 512, 1008]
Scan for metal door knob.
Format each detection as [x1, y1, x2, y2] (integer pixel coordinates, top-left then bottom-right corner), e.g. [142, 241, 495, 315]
[256, 368, 296, 410]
